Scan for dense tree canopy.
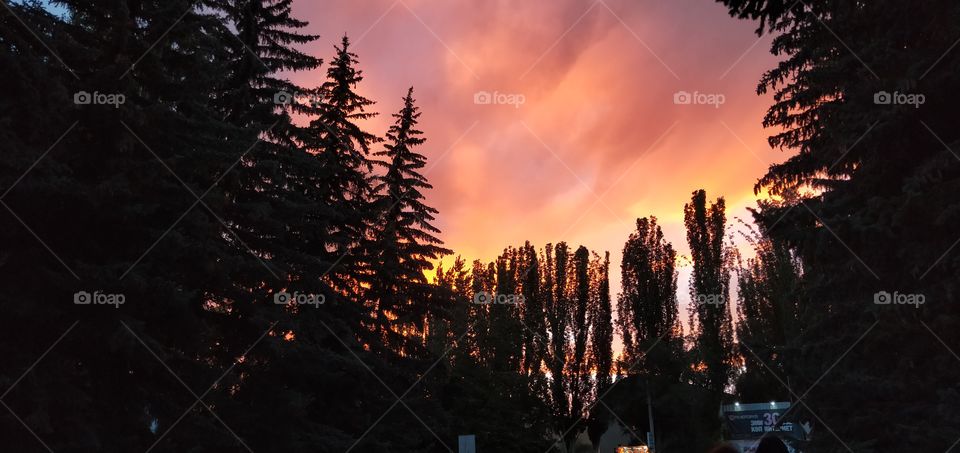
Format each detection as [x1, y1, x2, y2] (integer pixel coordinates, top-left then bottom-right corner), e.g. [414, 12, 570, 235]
[716, 0, 960, 450]
[3, 0, 957, 451]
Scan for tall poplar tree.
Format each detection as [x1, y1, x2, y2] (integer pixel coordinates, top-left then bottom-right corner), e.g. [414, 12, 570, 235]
[617, 216, 684, 381]
[733, 222, 804, 402]
[591, 251, 614, 394]
[545, 242, 570, 427]
[520, 241, 547, 384]
[684, 189, 734, 396]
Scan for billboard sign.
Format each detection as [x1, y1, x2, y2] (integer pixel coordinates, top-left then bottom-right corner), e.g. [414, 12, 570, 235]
[721, 402, 808, 441]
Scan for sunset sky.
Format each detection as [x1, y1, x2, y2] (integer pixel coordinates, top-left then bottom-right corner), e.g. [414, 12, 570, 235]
[288, 0, 783, 323]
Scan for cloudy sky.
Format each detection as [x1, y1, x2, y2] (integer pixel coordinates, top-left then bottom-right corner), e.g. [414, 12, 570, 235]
[288, 0, 783, 324]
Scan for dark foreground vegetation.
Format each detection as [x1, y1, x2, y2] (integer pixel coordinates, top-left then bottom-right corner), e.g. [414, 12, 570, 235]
[1, 0, 958, 452]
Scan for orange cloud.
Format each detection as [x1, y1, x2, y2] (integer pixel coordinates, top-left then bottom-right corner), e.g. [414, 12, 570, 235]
[290, 0, 785, 324]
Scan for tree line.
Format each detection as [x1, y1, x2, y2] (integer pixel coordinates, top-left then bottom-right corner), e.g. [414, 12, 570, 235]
[2, 0, 958, 452]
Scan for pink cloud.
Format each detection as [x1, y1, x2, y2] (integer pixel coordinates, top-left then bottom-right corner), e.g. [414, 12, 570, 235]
[290, 0, 785, 324]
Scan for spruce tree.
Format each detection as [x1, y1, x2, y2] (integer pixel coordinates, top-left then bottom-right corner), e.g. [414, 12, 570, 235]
[203, 4, 391, 450]
[300, 34, 380, 303]
[315, 34, 379, 204]
[367, 87, 451, 354]
[216, 0, 320, 126]
[212, 0, 325, 293]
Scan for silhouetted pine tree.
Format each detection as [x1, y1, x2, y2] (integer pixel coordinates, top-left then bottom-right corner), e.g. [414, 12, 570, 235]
[216, 0, 319, 124]
[212, 0, 326, 295]
[300, 34, 380, 302]
[367, 87, 451, 354]
[206, 4, 401, 450]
